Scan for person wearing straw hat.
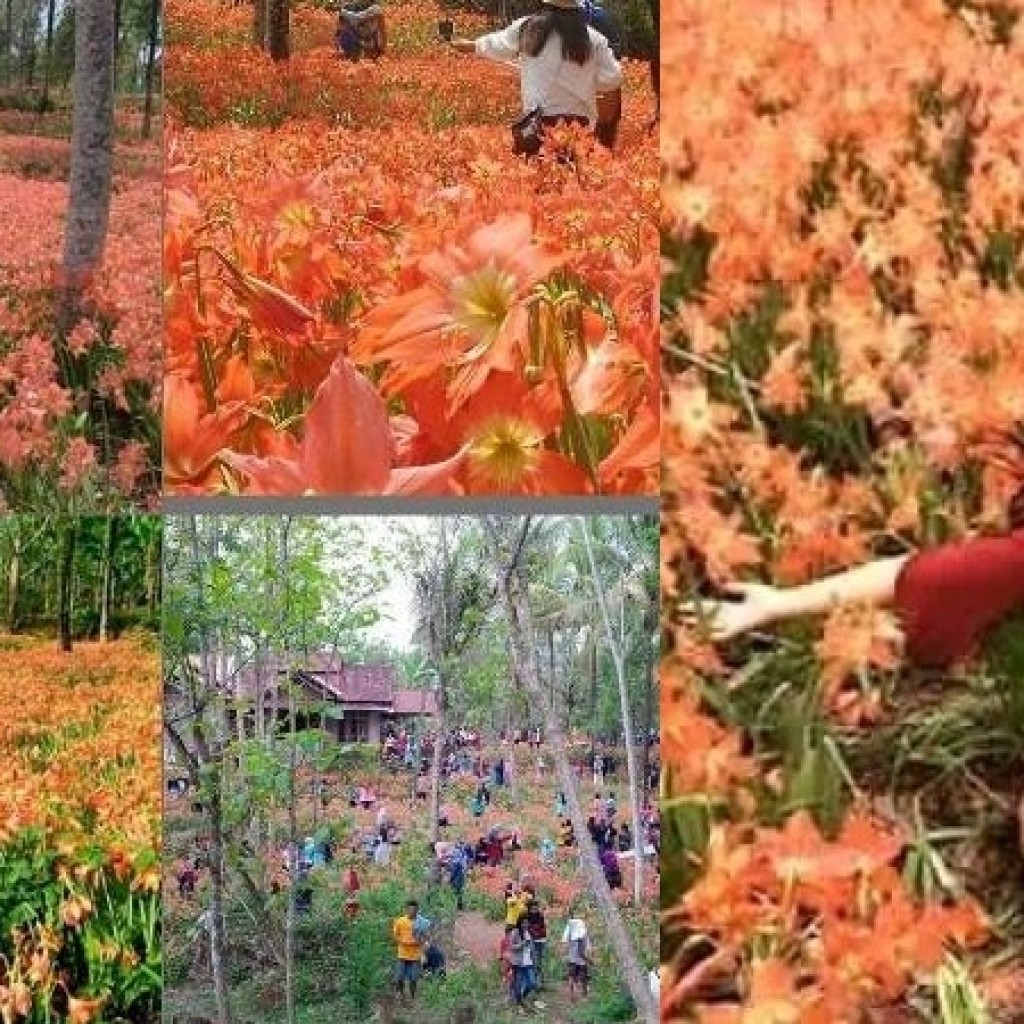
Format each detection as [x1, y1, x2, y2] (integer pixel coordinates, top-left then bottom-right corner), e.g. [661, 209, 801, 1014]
[449, 0, 622, 152]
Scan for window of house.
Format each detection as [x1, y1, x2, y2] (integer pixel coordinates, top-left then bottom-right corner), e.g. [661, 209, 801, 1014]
[340, 710, 370, 743]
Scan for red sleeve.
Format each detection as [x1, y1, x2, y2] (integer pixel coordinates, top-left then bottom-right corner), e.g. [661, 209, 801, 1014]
[894, 531, 1024, 668]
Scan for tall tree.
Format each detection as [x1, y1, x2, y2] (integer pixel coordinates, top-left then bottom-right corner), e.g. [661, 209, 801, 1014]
[484, 517, 657, 1024]
[62, 0, 116, 327]
[580, 518, 645, 905]
[410, 519, 488, 847]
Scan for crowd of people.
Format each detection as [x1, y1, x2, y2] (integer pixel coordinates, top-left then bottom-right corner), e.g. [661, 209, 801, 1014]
[174, 720, 660, 1013]
[388, 871, 594, 1013]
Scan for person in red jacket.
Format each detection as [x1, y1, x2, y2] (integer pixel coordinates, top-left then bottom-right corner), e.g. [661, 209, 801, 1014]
[689, 424, 1024, 668]
[691, 527, 1024, 667]
[690, 465, 1024, 858]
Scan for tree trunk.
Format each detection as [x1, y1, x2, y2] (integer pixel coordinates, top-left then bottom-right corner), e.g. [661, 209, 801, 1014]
[141, 0, 160, 140]
[99, 516, 116, 642]
[641, 606, 655, 802]
[143, 525, 160, 616]
[254, 0, 268, 49]
[20, 5, 35, 88]
[428, 520, 449, 849]
[62, 0, 116, 331]
[589, 638, 598, 762]
[267, 0, 289, 61]
[187, 517, 233, 1024]
[285, 678, 298, 1024]
[485, 520, 657, 1024]
[41, 0, 56, 112]
[547, 626, 556, 707]
[206, 774, 232, 1024]
[4, 0, 12, 87]
[580, 521, 645, 907]
[58, 519, 76, 652]
[6, 525, 20, 633]
[112, 0, 122, 88]
[428, 675, 445, 847]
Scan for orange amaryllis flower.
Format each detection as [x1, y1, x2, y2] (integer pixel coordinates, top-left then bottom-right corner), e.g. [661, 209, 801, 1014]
[224, 357, 394, 494]
[353, 213, 565, 412]
[568, 339, 648, 417]
[163, 374, 248, 488]
[388, 448, 469, 496]
[598, 405, 659, 492]
[67, 994, 108, 1024]
[465, 417, 589, 495]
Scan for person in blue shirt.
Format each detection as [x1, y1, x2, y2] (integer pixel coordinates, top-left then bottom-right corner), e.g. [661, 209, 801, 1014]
[449, 852, 467, 910]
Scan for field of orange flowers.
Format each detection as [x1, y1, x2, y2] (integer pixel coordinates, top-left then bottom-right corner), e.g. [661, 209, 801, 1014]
[663, 0, 1024, 1019]
[163, 0, 658, 495]
[0, 637, 161, 1023]
[0, 128, 161, 510]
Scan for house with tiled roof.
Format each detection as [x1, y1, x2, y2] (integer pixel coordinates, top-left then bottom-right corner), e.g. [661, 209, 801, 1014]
[229, 655, 437, 743]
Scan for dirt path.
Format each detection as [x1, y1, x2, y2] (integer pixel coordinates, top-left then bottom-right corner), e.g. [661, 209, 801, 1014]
[452, 911, 502, 968]
[450, 911, 578, 1023]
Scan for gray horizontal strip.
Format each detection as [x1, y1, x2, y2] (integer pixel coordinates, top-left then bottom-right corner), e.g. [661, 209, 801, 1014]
[160, 496, 660, 517]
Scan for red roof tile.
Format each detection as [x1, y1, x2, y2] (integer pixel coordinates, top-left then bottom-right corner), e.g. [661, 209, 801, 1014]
[392, 689, 438, 715]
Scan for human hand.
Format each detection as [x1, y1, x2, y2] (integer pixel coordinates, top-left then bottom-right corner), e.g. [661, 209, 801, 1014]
[682, 581, 786, 642]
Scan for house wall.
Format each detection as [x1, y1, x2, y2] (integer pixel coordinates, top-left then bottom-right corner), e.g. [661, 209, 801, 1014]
[368, 711, 382, 744]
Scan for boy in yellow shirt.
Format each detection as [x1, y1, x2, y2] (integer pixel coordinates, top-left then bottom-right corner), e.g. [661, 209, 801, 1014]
[503, 883, 527, 927]
[392, 900, 424, 1000]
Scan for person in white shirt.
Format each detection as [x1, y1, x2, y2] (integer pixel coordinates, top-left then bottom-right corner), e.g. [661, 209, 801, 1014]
[561, 915, 591, 999]
[450, 0, 622, 150]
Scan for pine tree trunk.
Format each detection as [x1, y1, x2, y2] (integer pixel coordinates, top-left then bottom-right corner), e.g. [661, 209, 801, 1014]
[485, 520, 657, 1024]
[3, 0, 12, 87]
[112, 0, 122, 87]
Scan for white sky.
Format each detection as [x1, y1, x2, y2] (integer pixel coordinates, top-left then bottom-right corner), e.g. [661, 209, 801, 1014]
[333, 517, 432, 653]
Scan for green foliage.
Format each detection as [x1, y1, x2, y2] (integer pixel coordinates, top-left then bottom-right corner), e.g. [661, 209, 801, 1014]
[0, 829, 160, 1022]
[0, 515, 161, 640]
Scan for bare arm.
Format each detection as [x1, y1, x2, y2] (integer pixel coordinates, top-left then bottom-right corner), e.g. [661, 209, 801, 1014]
[690, 555, 910, 642]
[772, 556, 908, 619]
